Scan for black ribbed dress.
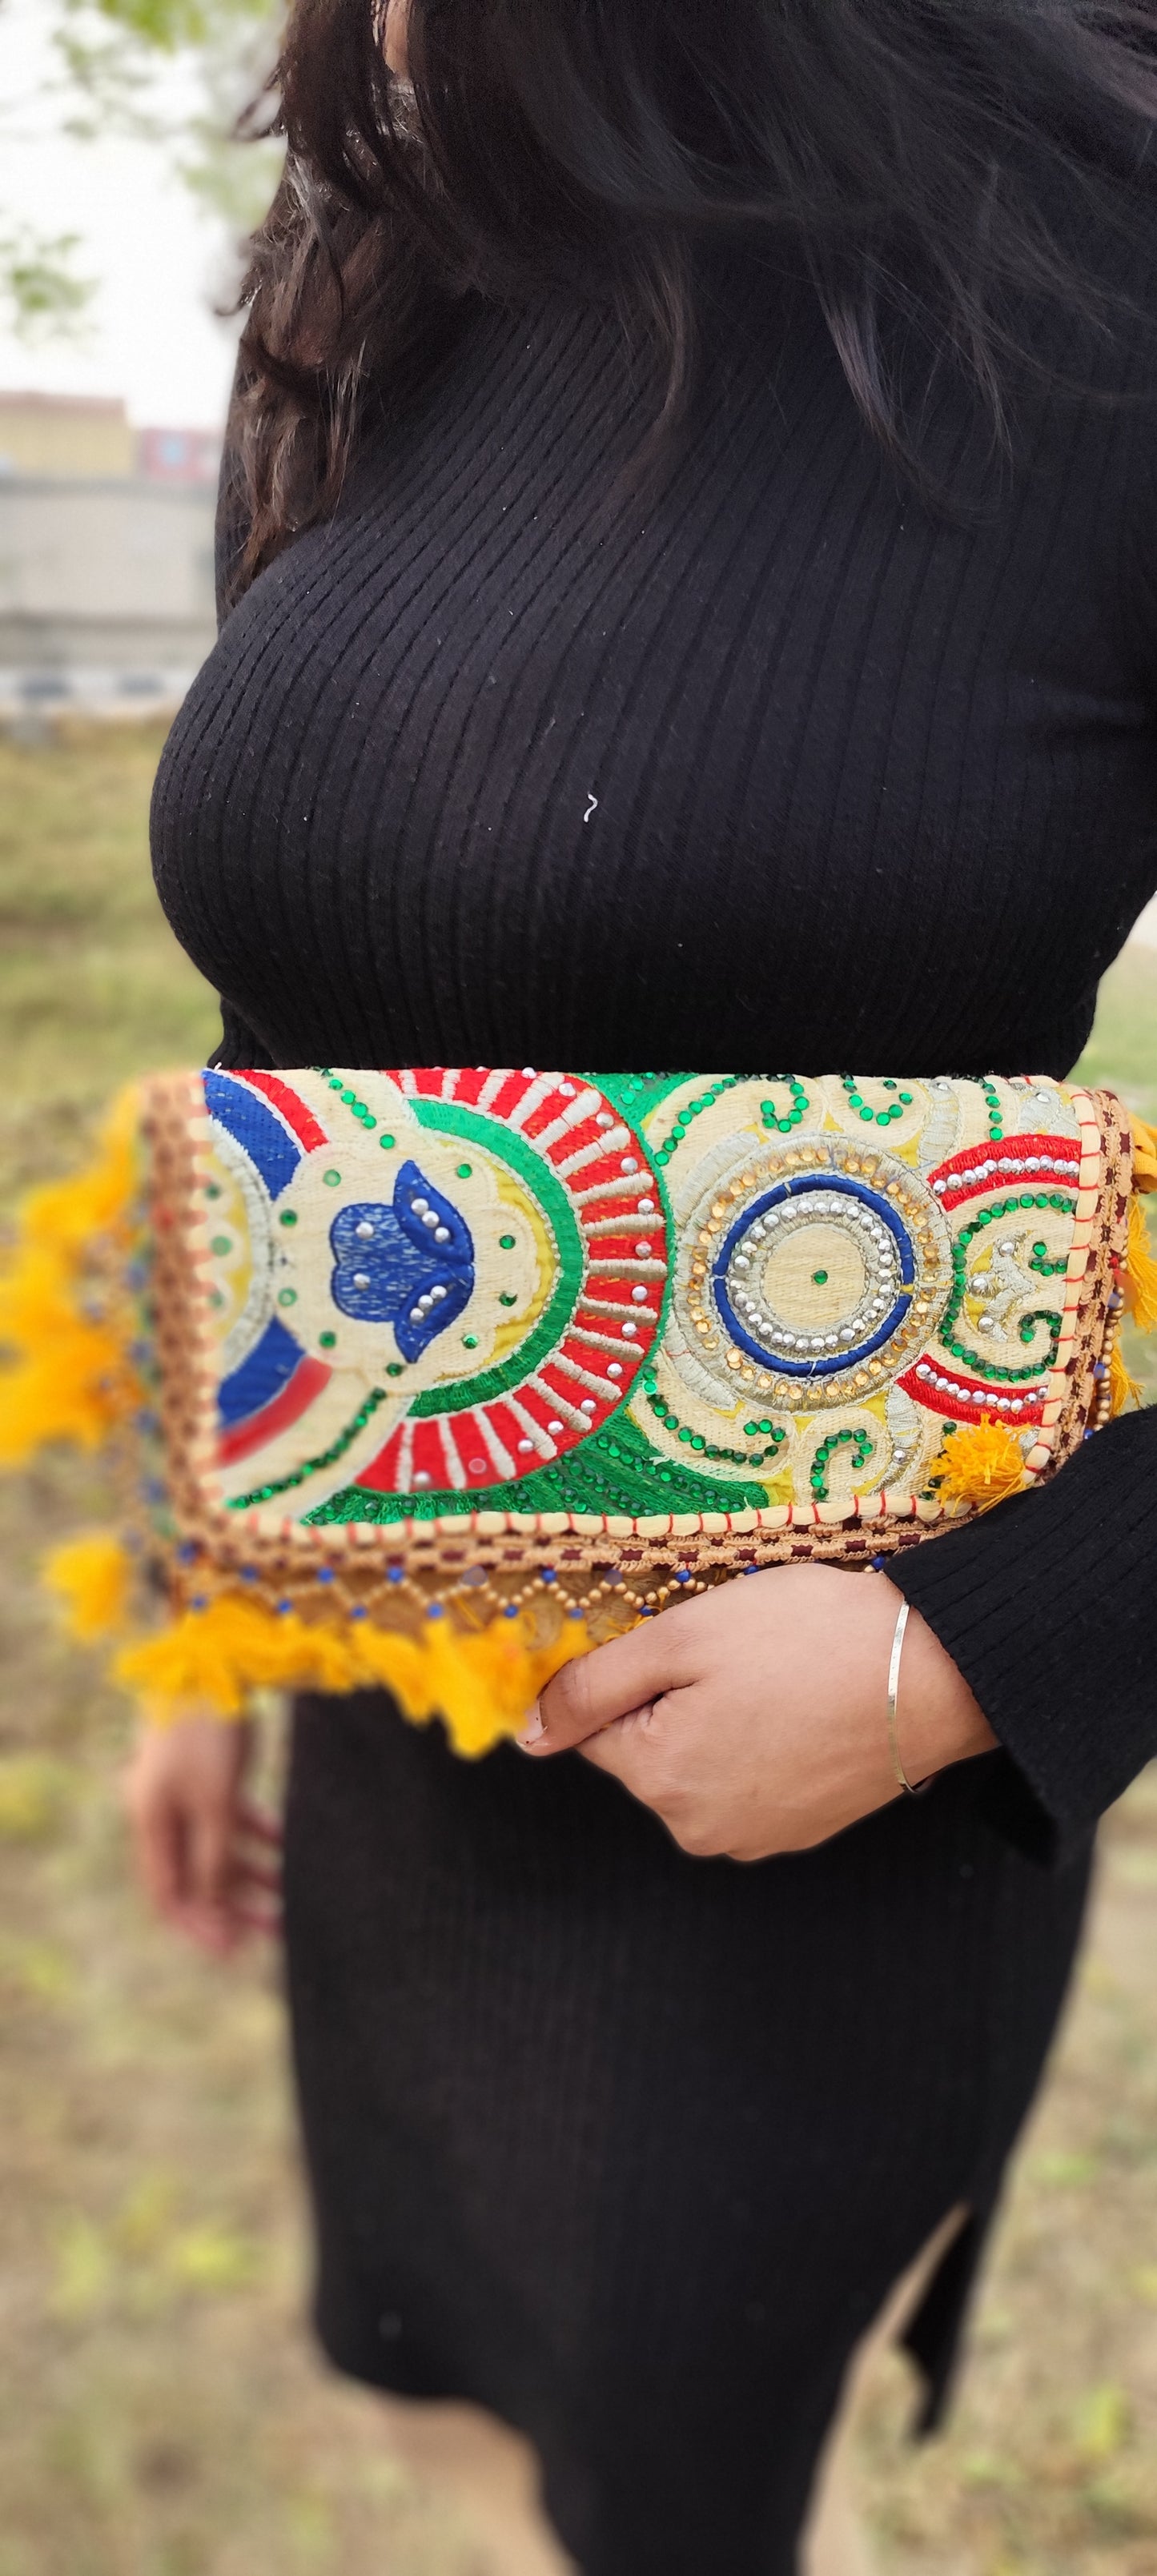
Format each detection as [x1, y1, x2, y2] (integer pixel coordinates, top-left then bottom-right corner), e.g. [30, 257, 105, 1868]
[151, 253, 1157, 2576]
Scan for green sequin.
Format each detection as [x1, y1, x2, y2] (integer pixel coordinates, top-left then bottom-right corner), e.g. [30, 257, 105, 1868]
[228, 1386, 389, 1508]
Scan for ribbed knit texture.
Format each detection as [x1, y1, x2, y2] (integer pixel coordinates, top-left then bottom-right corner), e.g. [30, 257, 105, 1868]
[151, 255, 1157, 2571]
[153, 255, 1157, 1844]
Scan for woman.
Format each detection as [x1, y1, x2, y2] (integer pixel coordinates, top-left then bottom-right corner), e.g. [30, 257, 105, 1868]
[134, 3, 1157, 2567]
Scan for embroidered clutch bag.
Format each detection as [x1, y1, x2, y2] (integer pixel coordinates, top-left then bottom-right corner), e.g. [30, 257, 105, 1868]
[3, 1066, 1154, 1753]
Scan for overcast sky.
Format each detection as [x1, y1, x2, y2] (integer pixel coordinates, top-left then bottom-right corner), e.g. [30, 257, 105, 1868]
[0, 0, 241, 427]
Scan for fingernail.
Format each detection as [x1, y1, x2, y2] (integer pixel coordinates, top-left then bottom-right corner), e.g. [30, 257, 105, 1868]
[516, 1702, 545, 1751]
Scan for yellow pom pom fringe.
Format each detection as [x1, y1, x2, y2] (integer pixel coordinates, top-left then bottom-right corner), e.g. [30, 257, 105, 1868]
[0, 1089, 142, 1466]
[1123, 1191, 1157, 1334]
[934, 1416, 1030, 1514]
[112, 1595, 599, 1758]
[1109, 1340, 1144, 1418]
[1129, 1112, 1157, 1194]
[5, 1088, 1155, 1755]
[44, 1533, 133, 1643]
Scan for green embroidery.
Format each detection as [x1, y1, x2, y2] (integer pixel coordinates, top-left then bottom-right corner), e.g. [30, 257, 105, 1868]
[404, 1099, 587, 1415]
[652, 1077, 741, 1167]
[227, 1386, 389, 1507]
[306, 1410, 770, 1525]
[809, 1426, 874, 1501]
[940, 1193, 1071, 1382]
[581, 1072, 689, 1125]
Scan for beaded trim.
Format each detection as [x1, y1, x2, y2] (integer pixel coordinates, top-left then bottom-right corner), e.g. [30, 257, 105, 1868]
[137, 1069, 1133, 1633]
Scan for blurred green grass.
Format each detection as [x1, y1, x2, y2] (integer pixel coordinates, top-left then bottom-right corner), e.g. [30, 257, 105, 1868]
[0, 720, 1155, 2576]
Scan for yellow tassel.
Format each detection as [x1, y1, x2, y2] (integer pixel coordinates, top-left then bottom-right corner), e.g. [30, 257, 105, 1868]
[1129, 1113, 1157, 1194]
[1123, 1193, 1157, 1333]
[1109, 1340, 1143, 1418]
[934, 1416, 1030, 1513]
[0, 1089, 142, 1466]
[43, 1534, 133, 1641]
[113, 1594, 604, 1756]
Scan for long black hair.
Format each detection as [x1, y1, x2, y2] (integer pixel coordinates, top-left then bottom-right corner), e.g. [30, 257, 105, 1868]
[230, 0, 1157, 592]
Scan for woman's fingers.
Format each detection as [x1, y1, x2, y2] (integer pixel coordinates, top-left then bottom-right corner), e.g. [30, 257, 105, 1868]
[236, 1798, 283, 1848]
[518, 1615, 689, 1756]
[125, 1772, 184, 1923]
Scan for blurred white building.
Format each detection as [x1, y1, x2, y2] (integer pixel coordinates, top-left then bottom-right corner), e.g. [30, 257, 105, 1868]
[0, 392, 220, 716]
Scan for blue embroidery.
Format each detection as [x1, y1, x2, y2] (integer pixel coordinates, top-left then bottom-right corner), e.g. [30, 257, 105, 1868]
[219, 1315, 306, 1425]
[330, 1160, 476, 1362]
[203, 1071, 300, 1199]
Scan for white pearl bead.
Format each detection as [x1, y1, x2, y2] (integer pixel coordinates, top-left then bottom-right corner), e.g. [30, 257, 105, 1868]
[356, 1220, 375, 1239]
[517, 1439, 534, 1454]
[581, 1398, 597, 1413]
[621, 1322, 638, 1338]
[631, 1286, 648, 1304]
[607, 1363, 623, 1378]
[353, 1271, 371, 1290]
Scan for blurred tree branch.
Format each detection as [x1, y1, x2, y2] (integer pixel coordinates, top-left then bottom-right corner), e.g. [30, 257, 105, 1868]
[1, 0, 283, 334]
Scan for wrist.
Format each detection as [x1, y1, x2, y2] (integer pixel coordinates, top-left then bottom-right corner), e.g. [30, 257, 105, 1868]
[882, 1582, 997, 1784]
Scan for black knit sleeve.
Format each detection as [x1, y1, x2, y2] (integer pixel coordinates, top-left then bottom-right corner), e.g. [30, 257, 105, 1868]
[889, 1402, 1157, 1856]
[892, 319, 1157, 1859]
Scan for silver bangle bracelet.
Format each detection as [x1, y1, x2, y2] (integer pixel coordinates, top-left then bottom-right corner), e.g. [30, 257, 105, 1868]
[886, 1598, 922, 1795]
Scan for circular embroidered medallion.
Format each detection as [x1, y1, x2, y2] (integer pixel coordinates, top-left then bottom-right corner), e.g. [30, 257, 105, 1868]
[669, 1126, 953, 1416]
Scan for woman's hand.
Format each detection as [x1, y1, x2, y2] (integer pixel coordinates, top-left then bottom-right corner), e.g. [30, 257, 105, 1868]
[519, 1567, 996, 1860]
[123, 1715, 282, 1956]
